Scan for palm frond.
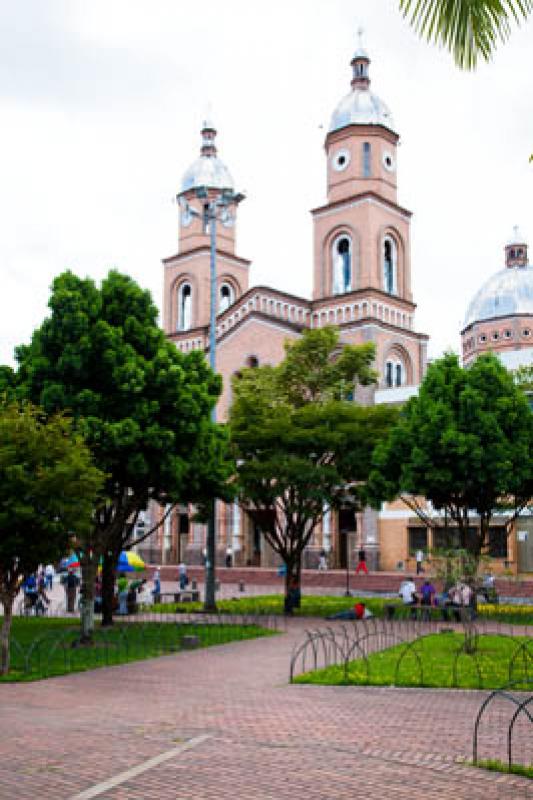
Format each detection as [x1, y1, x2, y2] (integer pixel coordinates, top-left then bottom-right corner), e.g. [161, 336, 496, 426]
[400, 0, 533, 69]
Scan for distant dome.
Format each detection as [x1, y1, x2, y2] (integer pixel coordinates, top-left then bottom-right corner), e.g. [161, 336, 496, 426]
[463, 265, 533, 328]
[179, 121, 234, 194]
[329, 88, 396, 134]
[181, 156, 234, 193]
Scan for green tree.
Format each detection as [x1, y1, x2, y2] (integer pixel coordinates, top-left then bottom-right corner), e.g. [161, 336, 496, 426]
[0, 401, 103, 673]
[230, 328, 397, 604]
[514, 363, 533, 391]
[400, 0, 532, 70]
[10, 270, 233, 636]
[369, 353, 533, 559]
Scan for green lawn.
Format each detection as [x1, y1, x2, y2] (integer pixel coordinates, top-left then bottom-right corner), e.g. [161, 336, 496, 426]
[151, 594, 401, 617]
[293, 632, 533, 690]
[2, 617, 275, 682]
[470, 759, 533, 781]
[150, 594, 533, 625]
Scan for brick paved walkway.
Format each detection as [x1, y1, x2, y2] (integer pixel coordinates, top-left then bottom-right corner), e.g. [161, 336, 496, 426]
[0, 619, 531, 799]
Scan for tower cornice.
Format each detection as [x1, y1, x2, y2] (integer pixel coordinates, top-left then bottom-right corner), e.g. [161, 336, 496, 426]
[311, 190, 412, 220]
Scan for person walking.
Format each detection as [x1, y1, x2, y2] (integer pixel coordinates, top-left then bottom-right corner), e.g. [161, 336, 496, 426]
[117, 573, 129, 615]
[415, 549, 424, 575]
[44, 563, 55, 590]
[65, 569, 79, 613]
[225, 546, 233, 568]
[318, 549, 328, 571]
[152, 568, 161, 603]
[355, 545, 369, 575]
[178, 562, 188, 591]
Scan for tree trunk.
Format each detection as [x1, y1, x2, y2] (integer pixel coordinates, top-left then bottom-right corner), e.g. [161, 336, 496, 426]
[283, 555, 301, 614]
[0, 596, 14, 675]
[79, 558, 96, 643]
[101, 549, 118, 627]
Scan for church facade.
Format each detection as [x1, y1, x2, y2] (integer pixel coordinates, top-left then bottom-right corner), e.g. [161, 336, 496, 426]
[140, 43, 532, 574]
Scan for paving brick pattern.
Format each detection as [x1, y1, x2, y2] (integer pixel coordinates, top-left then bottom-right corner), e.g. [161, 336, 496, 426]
[0, 619, 531, 799]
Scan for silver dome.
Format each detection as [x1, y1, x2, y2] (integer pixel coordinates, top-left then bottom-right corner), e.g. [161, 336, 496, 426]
[329, 87, 396, 134]
[463, 265, 533, 328]
[181, 155, 234, 194]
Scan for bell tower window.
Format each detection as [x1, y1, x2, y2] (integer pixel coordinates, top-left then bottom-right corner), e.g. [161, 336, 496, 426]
[219, 283, 235, 313]
[363, 142, 371, 178]
[332, 235, 352, 295]
[383, 236, 397, 295]
[177, 283, 192, 331]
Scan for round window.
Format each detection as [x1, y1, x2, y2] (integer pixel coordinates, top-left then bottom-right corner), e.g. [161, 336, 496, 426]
[382, 151, 396, 172]
[504, 330, 513, 339]
[479, 334, 487, 343]
[523, 328, 531, 338]
[332, 149, 351, 172]
[492, 331, 500, 341]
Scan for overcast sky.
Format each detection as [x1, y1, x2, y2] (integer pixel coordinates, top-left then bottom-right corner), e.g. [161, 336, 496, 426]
[1, 0, 532, 367]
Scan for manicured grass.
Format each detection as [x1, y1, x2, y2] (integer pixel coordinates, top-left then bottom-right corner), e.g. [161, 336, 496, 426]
[151, 593, 533, 624]
[470, 759, 533, 781]
[151, 594, 400, 617]
[2, 617, 275, 682]
[293, 632, 533, 689]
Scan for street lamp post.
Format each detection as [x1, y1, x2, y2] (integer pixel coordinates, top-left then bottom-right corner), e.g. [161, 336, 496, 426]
[177, 186, 244, 612]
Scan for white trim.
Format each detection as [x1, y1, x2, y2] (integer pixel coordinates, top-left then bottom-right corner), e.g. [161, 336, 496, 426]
[313, 196, 410, 223]
[164, 252, 250, 269]
[70, 735, 211, 800]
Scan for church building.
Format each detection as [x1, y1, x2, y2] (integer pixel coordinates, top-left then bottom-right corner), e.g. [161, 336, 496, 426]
[154, 41, 429, 571]
[142, 41, 532, 574]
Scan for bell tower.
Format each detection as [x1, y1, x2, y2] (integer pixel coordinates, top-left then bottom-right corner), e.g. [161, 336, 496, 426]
[162, 121, 250, 335]
[312, 35, 412, 308]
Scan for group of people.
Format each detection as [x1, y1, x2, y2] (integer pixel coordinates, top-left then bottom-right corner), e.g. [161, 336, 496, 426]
[398, 577, 475, 620]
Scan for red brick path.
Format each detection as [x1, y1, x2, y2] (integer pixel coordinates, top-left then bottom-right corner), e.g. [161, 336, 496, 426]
[0, 619, 531, 799]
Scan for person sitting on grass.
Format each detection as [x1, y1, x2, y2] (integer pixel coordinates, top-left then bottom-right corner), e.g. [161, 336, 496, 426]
[327, 601, 372, 621]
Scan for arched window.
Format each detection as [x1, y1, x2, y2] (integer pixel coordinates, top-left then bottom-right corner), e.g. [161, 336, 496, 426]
[384, 355, 406, 388]
[177, 283, 192, 331]
[363, 142, 371, 177]
[395, 363, 402, 387]
[332, 235, 352, 295]
[219, 282, 235, 313]
[246, 355, 259, 368]
[383, 236, 397, 295]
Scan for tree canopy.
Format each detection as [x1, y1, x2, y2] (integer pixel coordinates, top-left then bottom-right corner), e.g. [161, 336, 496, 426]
[7, 269, 233, 630]
[368, 352, 533, 557]
[230, 328, 397, 597]
[0, 400, 104, 672]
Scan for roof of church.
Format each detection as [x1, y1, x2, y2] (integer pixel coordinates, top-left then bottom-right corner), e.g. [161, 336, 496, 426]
[328, 35, 396, 134]
[463, 264, 533, 328]
[180, 121, 234, 194]
[329, 88, 395, 134]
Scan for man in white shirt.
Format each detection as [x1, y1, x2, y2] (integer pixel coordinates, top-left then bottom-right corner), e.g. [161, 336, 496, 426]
[399, 578, 418, 619]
